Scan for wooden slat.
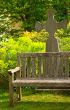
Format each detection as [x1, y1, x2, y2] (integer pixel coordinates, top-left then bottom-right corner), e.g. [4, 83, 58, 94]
[46, 55, 54, 78]
[53, 55, 59, 78]
[50, 56, 55, 78]
[48, 56, 53, 78]
[21, 57, 26, 78]
[16, 53, 21, 79]
[46, 56, 50, 78]
[17, 53, 21, 78]
[63, 57, 69, 78]
[19, 52, 70, 58]
[45, 57, 48, 78]
[27, 57, 31, 78]
[32, 57, 36, 78]
[58, 56, 64, 78]
[38, 57, 41, 78]
[13, 79, 70, 88]
[43, 57, 47, 78]
[17, 53, 20, 66]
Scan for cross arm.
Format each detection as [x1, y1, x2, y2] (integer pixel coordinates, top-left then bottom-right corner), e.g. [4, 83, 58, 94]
[57, 19, 67, 30]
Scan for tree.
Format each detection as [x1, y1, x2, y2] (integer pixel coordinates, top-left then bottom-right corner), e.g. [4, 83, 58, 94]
[0, 0, 70, 37]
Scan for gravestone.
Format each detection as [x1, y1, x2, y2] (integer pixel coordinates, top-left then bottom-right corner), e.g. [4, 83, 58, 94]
[35, 8, 67, 52]
[45, 9, 67, 52]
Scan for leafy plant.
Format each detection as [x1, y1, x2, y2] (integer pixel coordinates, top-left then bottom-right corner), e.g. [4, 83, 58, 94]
[0, 34, 45, 79]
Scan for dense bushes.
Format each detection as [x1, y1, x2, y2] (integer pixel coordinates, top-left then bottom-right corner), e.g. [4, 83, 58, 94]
[22, 30, 48, 42]
[55, 28, 70, 51]
[0, 32, 46, 78]
[59, 37, 70, 51]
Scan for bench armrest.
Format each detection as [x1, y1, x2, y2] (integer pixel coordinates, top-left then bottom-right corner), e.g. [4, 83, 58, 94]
[8, 67, 20, 74]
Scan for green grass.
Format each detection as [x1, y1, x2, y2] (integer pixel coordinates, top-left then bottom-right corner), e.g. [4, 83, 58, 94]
[0, 89, 70, 110]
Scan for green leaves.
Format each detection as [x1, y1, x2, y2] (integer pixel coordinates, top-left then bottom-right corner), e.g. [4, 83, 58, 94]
[0, 0, 69, 35]
[0, 31, 46, 78]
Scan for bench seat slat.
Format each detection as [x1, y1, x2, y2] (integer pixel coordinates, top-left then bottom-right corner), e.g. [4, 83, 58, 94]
[13, 79, 70, 88]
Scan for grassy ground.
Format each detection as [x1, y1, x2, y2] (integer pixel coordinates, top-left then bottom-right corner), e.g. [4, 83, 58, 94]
[0, 88, 70, 110]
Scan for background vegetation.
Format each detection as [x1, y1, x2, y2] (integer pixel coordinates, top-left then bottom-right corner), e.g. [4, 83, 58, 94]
[0, 0, 70, 36]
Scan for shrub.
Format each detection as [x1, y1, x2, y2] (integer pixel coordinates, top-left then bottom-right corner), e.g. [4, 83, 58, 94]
[58, 37, 70, 51]
[55, 28, 70, 38]
[0, 36, 45, 79]
[21, 29, 48, 42]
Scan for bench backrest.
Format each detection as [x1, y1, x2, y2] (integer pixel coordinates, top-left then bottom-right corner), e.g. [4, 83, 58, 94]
[17, 52, 70, 79]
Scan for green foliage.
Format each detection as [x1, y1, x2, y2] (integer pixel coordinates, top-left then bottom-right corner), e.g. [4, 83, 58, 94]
[0, 32, 45, 79]
[0, 60, 7, 76]
[55, 28, 70, 51]
[59, 37, 70, 51]
[55, 28, 70, 38]
[0, 0, 69, 35]
[22, 30, 48, 42]
[0, 0, 48, 35]
[53, 0, 69, 21]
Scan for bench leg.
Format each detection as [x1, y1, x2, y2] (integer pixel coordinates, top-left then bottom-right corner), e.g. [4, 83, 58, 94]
[16, 87, 22, 101]
[18, 87, 22, 101]
[9, 85, 14, 106]
[9, 73, 14, 106]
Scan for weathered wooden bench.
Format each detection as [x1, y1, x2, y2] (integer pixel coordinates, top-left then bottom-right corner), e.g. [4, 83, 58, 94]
[8, 52, 70, 106]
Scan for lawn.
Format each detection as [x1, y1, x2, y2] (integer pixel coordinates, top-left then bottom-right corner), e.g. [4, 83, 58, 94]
[0, 89, 70, 110]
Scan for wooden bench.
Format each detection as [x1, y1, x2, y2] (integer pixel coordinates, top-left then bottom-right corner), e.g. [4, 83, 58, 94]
[8, 52, 70, 106]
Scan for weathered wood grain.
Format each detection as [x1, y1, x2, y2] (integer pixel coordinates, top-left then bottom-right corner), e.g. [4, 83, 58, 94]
[27, 57, 31, 78]
[8, 52, 70, 106]
[21, 57, 26, 78]
[38, 57, 41, 78]
[32, 57, 36, 78]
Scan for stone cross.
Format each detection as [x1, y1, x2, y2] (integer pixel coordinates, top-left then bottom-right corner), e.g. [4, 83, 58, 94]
[35, 8, 67, 52]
